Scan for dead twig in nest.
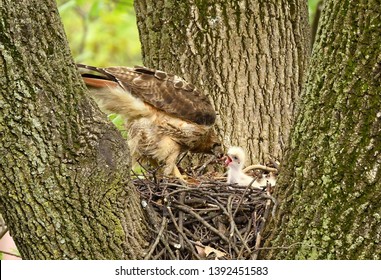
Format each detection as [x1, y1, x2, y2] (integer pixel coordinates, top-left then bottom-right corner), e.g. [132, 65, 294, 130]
[134, 171, 277, 260]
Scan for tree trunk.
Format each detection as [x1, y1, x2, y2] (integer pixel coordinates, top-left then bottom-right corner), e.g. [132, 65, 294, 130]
[0, 0, 149, 259]
[134, 0, 310, 164]
[262, 0, 381, 259]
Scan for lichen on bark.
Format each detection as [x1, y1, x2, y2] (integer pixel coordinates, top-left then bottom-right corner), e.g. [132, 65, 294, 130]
[0, 0, 149, 259]
[262, 0, 381, 260]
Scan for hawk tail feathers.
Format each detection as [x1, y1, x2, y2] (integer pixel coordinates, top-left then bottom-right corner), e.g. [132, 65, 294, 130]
[90, 86, 152, 120]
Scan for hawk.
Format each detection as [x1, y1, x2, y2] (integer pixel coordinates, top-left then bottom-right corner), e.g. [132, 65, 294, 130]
[77, 64, 223, 179]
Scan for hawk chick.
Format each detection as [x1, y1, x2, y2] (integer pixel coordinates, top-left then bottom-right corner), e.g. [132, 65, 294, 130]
[225, 146, 258, 187]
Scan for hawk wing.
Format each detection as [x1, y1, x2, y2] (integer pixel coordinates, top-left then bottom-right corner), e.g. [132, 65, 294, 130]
[77, 64, 216, 126]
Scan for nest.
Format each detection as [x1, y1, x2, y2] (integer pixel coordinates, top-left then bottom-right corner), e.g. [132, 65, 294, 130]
[133, 168, 277, 260]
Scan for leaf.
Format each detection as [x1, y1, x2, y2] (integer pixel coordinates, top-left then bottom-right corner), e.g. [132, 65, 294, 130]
[195, 241, 206, 258]
[204, 246, 226, 260]
[194, 242, 226, 260]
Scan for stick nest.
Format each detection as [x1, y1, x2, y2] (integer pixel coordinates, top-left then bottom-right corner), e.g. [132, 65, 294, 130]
[133, 168, 277, 260]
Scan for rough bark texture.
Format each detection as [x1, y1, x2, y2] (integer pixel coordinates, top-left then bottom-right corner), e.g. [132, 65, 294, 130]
[262, 0, 381, 259]
[134, 0, 310, 164]
[0, 0, 149, 259]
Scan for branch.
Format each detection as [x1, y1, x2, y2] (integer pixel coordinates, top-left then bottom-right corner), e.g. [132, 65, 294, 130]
[242, 164, 278, 173]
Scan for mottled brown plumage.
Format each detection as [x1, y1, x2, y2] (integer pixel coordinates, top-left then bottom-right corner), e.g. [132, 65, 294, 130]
[78, 64, 216, 126]
[77, 64, 222, 179]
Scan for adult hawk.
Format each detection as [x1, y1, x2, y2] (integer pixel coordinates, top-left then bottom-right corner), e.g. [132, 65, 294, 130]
[77, 64, 223, 179]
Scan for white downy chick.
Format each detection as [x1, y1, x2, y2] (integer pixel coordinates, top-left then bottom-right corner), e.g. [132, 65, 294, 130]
[225, 146, 261, 188]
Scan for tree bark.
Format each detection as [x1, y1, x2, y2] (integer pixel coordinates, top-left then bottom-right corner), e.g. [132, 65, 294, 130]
[262, 0, 381, 259]
[134, 0, 310, 164]
[0, 0, 149, 259]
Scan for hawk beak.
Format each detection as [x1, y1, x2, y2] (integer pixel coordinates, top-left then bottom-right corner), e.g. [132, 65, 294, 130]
[224, 156, 232, 166]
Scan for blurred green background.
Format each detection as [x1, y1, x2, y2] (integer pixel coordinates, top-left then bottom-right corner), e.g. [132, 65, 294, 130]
[308, 0, 321, 21]
[57, 0, 321, 67]
[57, 0, 142, 66]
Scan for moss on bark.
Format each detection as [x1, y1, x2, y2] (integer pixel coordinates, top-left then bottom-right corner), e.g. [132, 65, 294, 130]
[0, 0, 149, 259]
[262, 0, 381, 260]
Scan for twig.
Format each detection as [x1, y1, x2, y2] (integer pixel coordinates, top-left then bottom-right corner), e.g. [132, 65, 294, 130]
[178, 192, 185, 250]
[206, 195, 241, 256]
[252, 187, 273, 260]
[166, 206, 201, 260]
[226, 195, 252, 258]
[152, 248, 166, 260]
[226, 196, 237, 238]
[135, 173, 273, 260]
[143, 200, 177, 260]
[176, 152, 188, 166]
[243, 164, 278, 173]
[232, 182, 252, 218]
[261, 194, 278, 217]
[172, 203, 231, 245]
[196, 155, 217, 176]
[237, 215, 253, 259]
[167, 187, 200, 197]
[144, 217, 167, 260]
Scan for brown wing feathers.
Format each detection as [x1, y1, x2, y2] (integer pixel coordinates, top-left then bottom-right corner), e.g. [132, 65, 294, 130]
[77, 64, 216, 126]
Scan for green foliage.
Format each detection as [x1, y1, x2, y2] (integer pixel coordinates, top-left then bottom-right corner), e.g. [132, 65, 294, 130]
[308, 0, 322, 22]
[108, 113, 128, 139]
[57, 0, 321, 65]
[56, 0, 142, 138]
[56, 0, 142, 66]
